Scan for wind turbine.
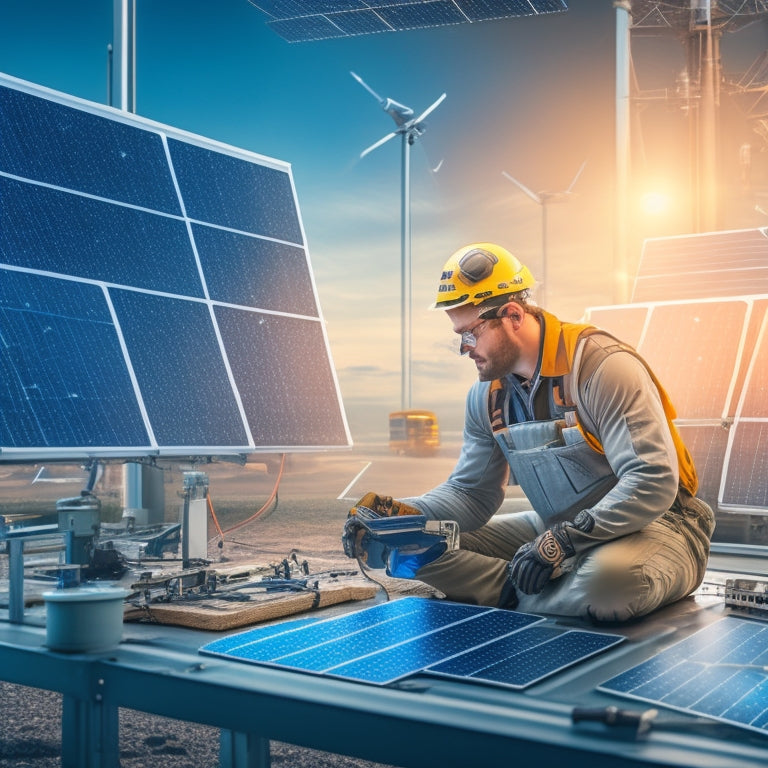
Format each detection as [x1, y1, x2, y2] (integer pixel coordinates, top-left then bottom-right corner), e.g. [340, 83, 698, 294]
[502, 160, 586, 308]
[352, 71, 446, 412]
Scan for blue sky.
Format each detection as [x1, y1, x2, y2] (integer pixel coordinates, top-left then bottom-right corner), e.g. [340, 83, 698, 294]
[1, 1, 766, 440]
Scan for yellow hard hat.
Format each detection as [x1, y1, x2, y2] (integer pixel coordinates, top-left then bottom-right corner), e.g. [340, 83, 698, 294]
[431, 243, 536, 310]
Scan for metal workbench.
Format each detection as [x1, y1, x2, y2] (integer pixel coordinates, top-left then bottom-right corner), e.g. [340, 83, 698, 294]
[1, 573, 768, 768]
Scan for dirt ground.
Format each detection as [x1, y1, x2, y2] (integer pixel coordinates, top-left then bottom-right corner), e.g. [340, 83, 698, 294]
[0, 446, 471, 767]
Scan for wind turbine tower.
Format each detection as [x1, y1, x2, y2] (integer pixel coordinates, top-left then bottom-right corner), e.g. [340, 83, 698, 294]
[502, 161, 586, 308]
[352, 71, 446, 411]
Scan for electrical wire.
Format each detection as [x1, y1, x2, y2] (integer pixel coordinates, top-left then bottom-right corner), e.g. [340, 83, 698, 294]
[207, 454, 286, 546]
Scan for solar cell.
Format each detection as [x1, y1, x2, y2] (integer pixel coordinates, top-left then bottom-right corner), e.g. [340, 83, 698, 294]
[201, 596, 623, 689]
[599, 617, 768, 736]
[0, 74, 351, 461]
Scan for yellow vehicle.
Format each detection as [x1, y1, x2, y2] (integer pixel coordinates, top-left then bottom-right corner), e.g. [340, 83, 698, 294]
[388, 410, 440, 456]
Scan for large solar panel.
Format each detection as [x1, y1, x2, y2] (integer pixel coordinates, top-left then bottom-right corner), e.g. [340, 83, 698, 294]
[598, 616, 768, 737]
[200, 596, 624, 688]
[248, 1, 568, 43]
[633, 228, 768, 302]
[582, 299, 768, 517]
[586, 299, 750, 420]
[0, 73, 351, 462]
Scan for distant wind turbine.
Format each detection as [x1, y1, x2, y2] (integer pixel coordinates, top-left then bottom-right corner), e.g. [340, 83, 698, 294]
[502, 160, 586, 307]
[352, 71, 446, 411]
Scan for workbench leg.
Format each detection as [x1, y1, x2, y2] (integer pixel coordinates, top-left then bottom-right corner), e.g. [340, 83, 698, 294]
[8, 539, 25, 623]
[61, 693, 120, 768]
[219, 730, 271, 768]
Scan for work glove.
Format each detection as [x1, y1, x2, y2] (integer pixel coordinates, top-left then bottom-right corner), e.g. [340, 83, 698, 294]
[508, 522, 575, 595]
[348, 492, 421, 518]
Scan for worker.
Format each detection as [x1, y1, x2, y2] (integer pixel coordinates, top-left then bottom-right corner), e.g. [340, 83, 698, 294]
[343, 243, 715, 622]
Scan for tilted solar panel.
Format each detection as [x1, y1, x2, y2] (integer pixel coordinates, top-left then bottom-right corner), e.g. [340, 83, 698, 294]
[582, 299, 768, 516]
[201, 596, 624, 689]
[249, 0, 568, 43]
[633, 228, 768, 302]
[0, 73, 351, 462]
[599, 616, 768, 737]
[637, 300, 749, 421]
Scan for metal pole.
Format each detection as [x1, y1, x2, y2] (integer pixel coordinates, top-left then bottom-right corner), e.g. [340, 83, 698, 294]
[401, 133, 412, 411]
[699, 0, 719, 232]
[614, 0, 632, 304]
[112, 0, 136, 113]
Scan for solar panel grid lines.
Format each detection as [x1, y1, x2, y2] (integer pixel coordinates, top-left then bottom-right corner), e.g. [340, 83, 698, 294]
[633, 228, 768, 303]
[200, 597, 624, 689]
[719, 306, 768, 511]
[249, 0, 568, 43]
[0, 73, 351, 460]
[598, 617, 768, 736]
[638, 299, 750, 421]
[582, 296, 768, 515]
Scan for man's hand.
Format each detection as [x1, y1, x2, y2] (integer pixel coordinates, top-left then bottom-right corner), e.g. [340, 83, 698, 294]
[508, 523, 575, 595]
[349, 492, 421, 518]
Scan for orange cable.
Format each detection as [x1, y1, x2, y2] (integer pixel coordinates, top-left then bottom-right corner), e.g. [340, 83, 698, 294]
[221, 453, 287, 535]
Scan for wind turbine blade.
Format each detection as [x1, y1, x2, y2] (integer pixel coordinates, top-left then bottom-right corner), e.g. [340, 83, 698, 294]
[361, 131, 397, 158]
[567, 159, 587, 193]
[502, 171, 542, 204]
[413, 93, 447, 126]
[350, 71, 384, 104]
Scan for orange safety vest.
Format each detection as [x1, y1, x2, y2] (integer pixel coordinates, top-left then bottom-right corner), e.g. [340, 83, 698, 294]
[489, 311, 698, 496]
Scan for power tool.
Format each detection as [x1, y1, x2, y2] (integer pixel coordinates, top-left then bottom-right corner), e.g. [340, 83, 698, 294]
[342, 505, 459, 579]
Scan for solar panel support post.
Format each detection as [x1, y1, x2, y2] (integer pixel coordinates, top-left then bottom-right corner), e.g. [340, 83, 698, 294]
[181, 471, 209, 569]
[112, 0, 136, 113]
[401, 131, 413, 412]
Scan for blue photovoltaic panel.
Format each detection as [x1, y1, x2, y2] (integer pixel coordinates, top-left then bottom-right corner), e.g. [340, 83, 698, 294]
[250, 0, 568, 43]
[215, 308, 352, 446]
[0, 84, 181, 214]
[167, 138, 303, 243]
[200, 596, 623, 689]
[191, 226, 316, 315]
[427, 627, 624, 688]
[598, 617, 768, 736]
[0, 271, 149, 449]
[0, 74, 351, 460]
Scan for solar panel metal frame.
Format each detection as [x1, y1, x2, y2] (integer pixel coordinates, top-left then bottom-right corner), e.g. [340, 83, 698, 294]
[0, 73, 352, 463]
[598, 616, 768, 737]
[200, 596, 624, 689]
[248, 0, 568, 43]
